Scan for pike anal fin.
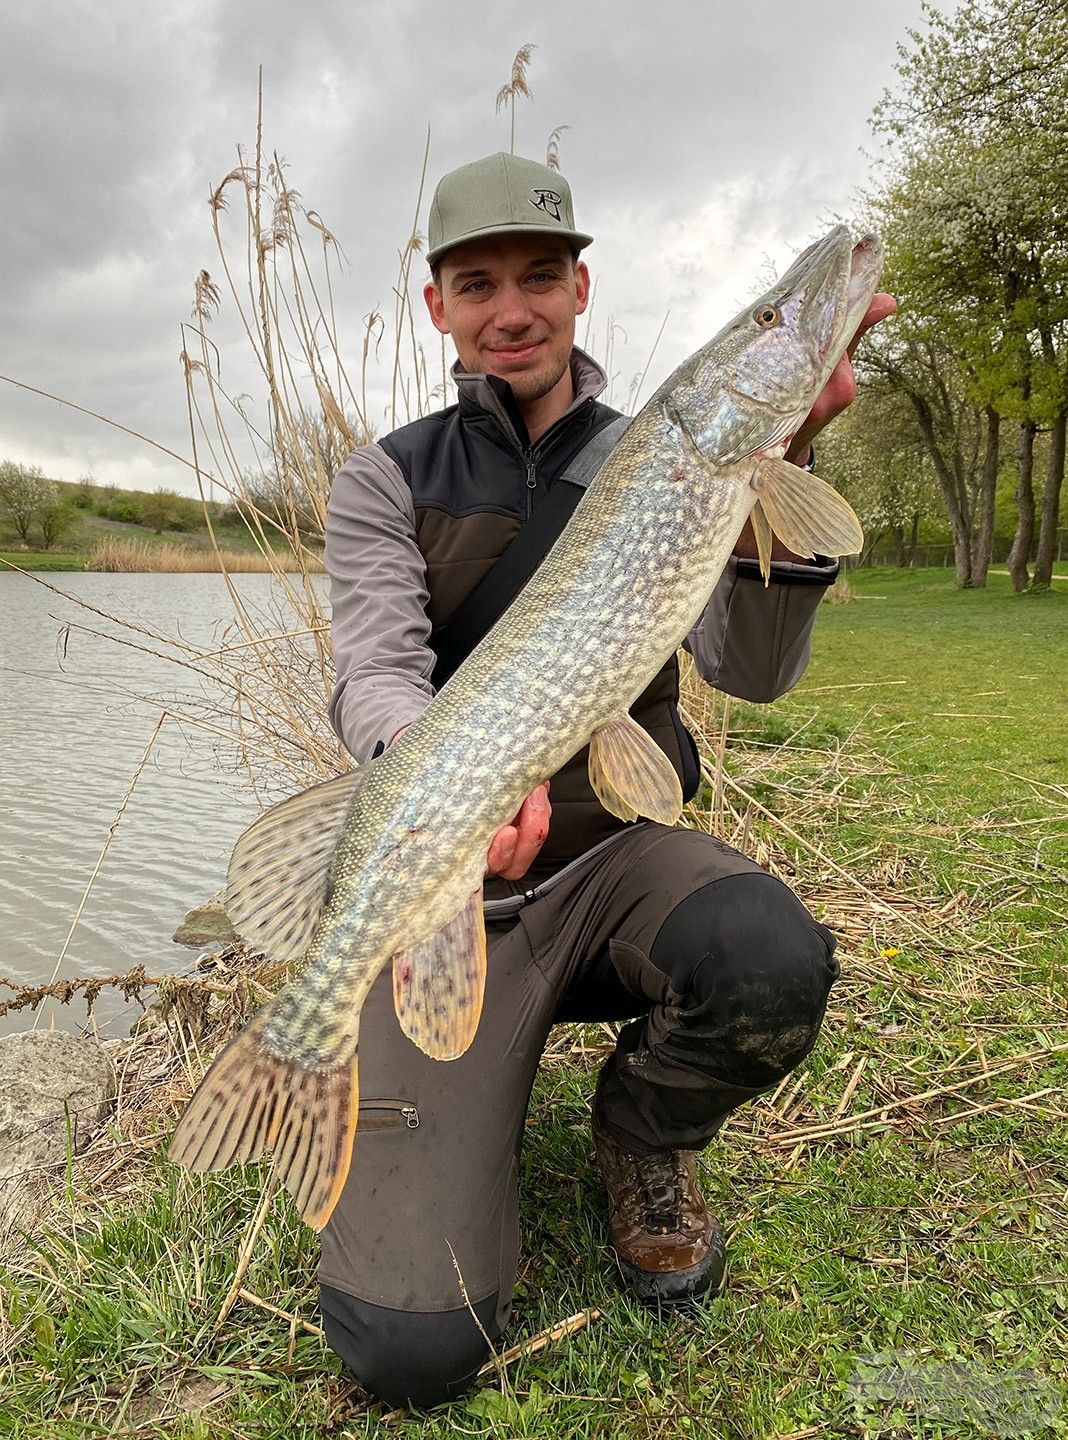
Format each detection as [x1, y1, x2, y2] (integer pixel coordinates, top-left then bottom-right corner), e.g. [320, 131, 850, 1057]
[752, 456, 864, 563]
[589, 712, 684, 825]
[393, 886, 487, 1060]
[169, 1010, 360, 1232]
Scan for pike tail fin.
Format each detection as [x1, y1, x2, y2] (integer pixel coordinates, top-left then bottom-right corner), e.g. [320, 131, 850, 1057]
[170, 1010, 360, 1231]
[752, 456, 864, 582]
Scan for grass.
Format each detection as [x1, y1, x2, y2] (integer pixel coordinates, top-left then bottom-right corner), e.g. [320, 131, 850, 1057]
[0, 550, 87, 571]
[2, 570, 1066, 1439]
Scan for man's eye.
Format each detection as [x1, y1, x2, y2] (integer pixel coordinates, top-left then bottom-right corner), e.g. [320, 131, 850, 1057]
[463, 280, 489, 294]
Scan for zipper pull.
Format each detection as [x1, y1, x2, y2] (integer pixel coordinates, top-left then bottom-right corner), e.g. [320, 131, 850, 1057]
[525, 457, 537, 490]
[402, 1106, 420, 1128]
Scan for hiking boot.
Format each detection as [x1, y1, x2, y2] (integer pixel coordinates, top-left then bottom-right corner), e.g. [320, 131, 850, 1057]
[592, 1114, 726, 1305]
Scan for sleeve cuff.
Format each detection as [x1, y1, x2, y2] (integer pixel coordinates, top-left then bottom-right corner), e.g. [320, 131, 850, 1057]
[734, 556, 840, 587]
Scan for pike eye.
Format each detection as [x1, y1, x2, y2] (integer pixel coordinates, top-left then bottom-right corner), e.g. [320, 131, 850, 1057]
[753, 304, 781, 329]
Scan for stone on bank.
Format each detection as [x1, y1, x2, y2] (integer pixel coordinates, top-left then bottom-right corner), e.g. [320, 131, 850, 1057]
[0, 1031, 116, 1238]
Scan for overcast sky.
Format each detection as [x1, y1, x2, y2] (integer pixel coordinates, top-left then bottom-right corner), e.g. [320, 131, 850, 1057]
[0, 0, 935, 495]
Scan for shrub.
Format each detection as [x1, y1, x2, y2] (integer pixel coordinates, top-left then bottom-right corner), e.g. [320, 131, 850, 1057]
[100, 496, 143, 525]
[38, 501, 78, 550]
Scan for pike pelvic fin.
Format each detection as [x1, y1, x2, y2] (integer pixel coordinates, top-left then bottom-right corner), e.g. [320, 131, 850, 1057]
[589, 712, 684, 825]
[226, 768, 365, 966]
[751, 457, 864, 567]
[169, 1009, 360, 1231]
[392, 884, 486, 1060]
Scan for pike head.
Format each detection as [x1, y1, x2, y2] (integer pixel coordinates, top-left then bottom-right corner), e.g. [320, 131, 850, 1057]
[664, 225, 884, 466]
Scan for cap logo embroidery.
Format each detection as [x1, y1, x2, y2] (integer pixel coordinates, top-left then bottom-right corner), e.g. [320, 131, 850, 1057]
[529, 188, 563, 222]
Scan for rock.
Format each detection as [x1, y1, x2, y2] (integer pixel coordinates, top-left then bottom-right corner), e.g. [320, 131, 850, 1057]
[173, 890, 237, 947]
[0, 1032, 116, 1240]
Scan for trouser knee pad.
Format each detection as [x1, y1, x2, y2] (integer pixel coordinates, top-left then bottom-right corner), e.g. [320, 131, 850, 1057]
[319, 1284, 501, 1409]
[649, 871, 840, 1089]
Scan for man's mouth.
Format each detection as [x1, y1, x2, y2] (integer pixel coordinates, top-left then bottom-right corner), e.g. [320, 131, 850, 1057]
[487, 341, 543, 363]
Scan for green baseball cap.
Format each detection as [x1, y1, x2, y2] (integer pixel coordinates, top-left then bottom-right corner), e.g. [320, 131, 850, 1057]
[426, 152, 593, 268]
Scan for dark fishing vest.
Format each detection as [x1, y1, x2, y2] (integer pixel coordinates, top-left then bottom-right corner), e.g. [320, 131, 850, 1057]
[379, 373, 701, 868]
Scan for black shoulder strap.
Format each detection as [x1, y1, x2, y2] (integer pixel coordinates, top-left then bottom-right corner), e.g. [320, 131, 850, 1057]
[430, 415, 630, 690]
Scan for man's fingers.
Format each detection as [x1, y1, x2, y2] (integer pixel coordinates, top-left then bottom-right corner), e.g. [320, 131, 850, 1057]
[490, 782, 551, 880]
[486, 824, 518, 877]
[503, 783, 551, 879]
[846, 292, 897, 359]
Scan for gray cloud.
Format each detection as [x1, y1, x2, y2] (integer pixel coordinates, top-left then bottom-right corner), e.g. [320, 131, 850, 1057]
[0, 0, 932, 491]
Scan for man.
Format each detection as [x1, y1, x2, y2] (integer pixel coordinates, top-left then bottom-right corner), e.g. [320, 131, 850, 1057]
[321, 152, 895, 1409]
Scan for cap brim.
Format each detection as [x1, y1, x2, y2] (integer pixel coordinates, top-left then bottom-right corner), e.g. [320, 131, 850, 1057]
[427, 222, 594, 268]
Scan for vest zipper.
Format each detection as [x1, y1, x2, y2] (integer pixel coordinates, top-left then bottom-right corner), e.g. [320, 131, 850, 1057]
[524, 450, 537, 517]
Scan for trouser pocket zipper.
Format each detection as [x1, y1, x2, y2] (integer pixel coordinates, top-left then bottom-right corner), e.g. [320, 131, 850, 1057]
[358, 1099, 420, 1131]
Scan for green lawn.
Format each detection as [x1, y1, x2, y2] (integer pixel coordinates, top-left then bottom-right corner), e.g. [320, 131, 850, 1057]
[2, 570, 1066, 1439]
[0, 550, 88, 571]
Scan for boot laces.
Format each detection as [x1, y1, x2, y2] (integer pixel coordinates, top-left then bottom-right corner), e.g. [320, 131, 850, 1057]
[633, 1150, 684, 1233]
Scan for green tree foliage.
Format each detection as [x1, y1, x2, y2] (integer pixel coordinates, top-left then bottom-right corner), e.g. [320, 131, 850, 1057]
[37, 498, 77, 550]
[820, 380, 942, 568]
[99, 494, 143, 525]
[141, 487, 183, 534]
[869, 0, 1068, 590]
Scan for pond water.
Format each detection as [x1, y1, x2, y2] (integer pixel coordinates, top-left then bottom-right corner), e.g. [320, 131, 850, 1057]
[0, 571, 329, 1038]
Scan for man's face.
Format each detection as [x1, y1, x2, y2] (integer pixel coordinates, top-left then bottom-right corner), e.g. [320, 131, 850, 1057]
[424, 234, 590, 406]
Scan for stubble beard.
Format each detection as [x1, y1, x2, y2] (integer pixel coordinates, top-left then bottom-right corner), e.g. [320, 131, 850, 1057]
[500, 351, 572, 405]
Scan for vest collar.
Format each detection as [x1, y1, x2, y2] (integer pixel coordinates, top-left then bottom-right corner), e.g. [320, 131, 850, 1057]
[451, 348, 609, 452]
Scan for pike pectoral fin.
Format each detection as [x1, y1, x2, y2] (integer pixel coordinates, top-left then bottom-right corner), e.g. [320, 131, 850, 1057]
[752, 457, 864, 562]
[170, 1009, 360, 1231]
[393, 886, 486, 1060]
[226, 768, 364, 966]
[589, 712, 684, 825]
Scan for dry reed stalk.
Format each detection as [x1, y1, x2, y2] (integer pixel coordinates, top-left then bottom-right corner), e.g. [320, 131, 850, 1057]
[478, 1308, 601, 1377]
[86, 537, 319, 574]
[447, 1239, 509, 1392]
[235, 1287, 324, 1338]
[215, 1181, 278, 1327]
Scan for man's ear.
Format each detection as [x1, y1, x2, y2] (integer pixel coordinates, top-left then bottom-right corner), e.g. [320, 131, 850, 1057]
[424, 281, 450, 335]
[574, 260, 591, 317]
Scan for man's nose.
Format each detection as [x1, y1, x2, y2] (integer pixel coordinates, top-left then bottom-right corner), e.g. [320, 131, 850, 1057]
[494, 281, 535, 331]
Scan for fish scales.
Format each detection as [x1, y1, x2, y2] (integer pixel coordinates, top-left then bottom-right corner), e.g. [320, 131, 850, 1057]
[171, 225, 883, 1227]
[272, 408, 745, 1057]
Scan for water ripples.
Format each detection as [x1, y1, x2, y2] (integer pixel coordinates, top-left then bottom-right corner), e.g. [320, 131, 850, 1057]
[0, 572, 306, 1037]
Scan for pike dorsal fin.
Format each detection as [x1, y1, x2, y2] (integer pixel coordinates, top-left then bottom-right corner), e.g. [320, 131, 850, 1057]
[392, 883, 487, 1060]
[226, 768, 364, 965]
[589, 712, 684, 826]
[752, 457, 864, 566]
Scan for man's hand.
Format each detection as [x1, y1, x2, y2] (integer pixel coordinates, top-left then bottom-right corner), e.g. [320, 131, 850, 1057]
[486, 782, 551, 880]
[784, 292, 897, 464]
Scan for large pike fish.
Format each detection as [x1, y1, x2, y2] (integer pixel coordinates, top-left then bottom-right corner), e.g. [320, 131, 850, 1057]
[172, 225, 882, 1227]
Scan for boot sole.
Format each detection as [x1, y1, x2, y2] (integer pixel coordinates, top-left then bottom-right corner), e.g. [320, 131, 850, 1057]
[615, 1232, 726, 1307]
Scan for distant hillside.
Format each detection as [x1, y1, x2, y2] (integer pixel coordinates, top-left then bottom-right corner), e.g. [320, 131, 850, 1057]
[0, 471, 318, 571]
